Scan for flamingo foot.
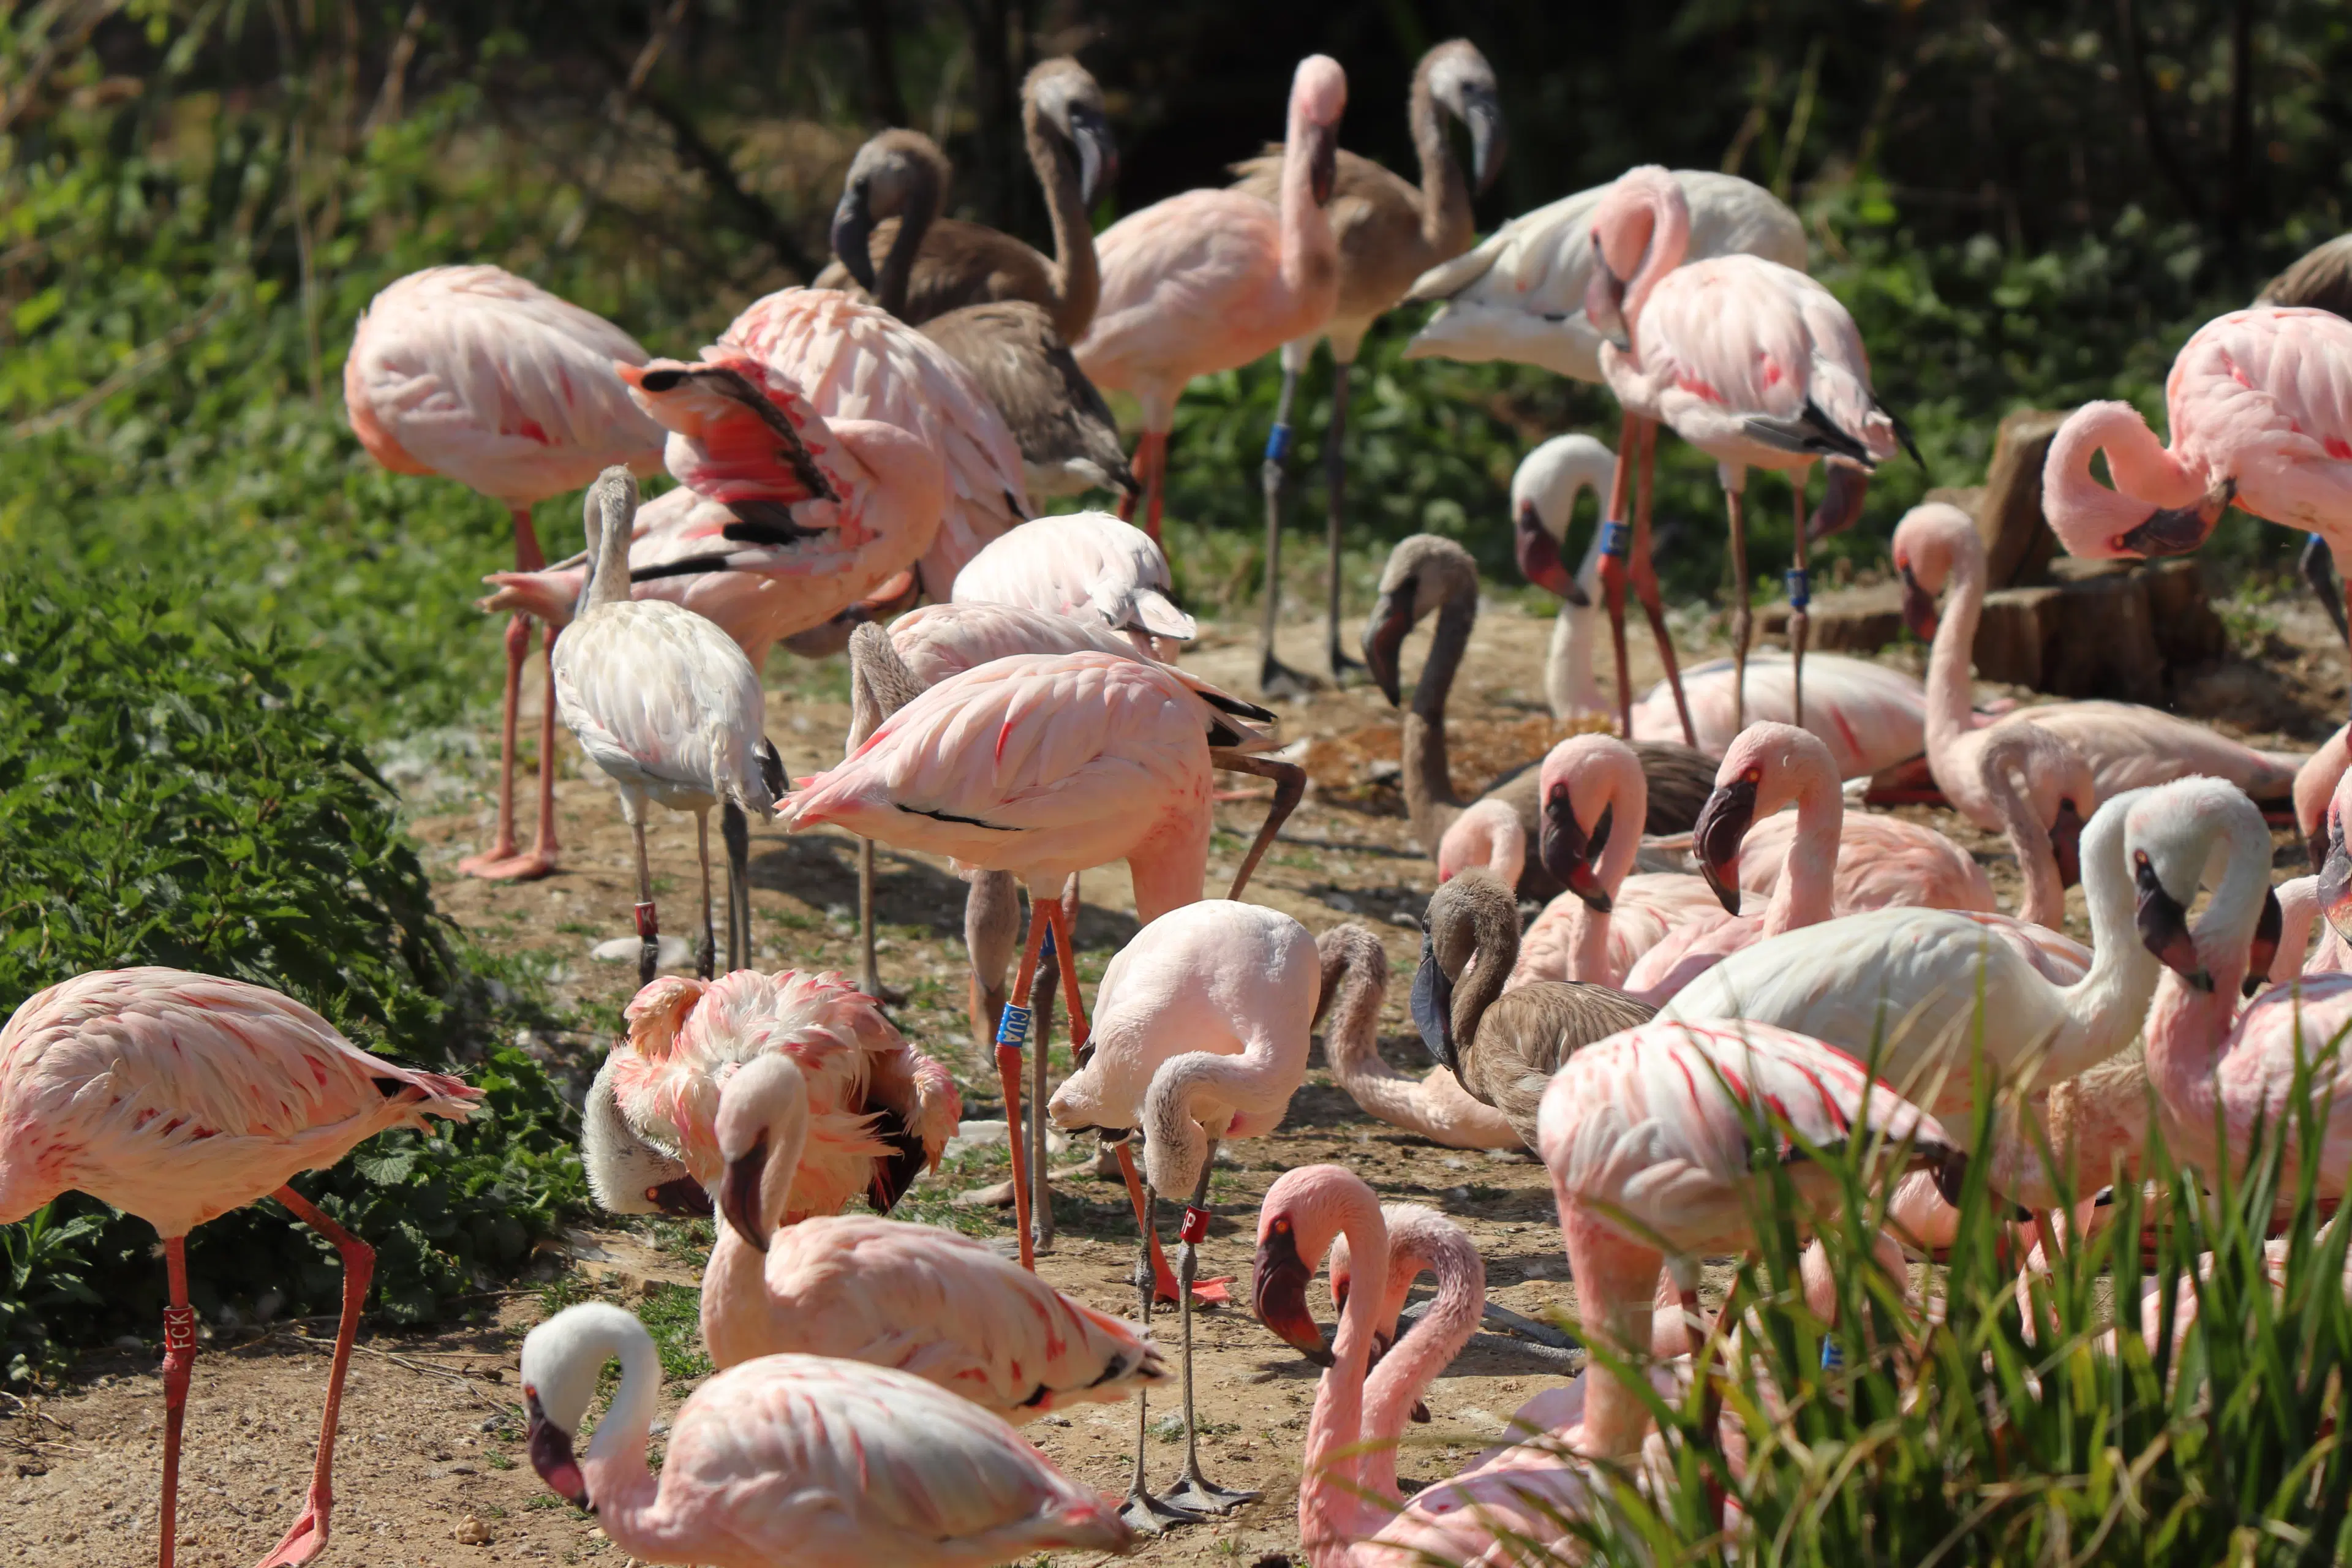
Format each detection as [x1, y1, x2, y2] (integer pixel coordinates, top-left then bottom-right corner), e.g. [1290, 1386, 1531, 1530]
[249, 1499, 330, 1568]
[1258, 650, 1316, 701]
[1164, 1471, 1258, 1515]
[454, 846, 559, 881]
[1119, 1489, 1210, 1535]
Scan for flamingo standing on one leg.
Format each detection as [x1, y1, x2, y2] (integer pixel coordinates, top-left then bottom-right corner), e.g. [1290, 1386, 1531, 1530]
[344, 265, 665, 881]
[520, 1303, 1134, 1565]
[1587, 166, 1915, 736]
[699, 1055, 1166, 1416]
[0, 968, 480, 1568]
[1076, 53, 1348, 693]
[1046, 900, 1320, 1529]
[2041, 306, 2352, 714]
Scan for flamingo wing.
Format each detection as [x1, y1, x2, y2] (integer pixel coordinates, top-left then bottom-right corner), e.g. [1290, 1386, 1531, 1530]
[550, 601, 770, 809]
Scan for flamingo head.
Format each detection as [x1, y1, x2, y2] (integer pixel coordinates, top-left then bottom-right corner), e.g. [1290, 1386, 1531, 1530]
[1362, 534, 1476, 706]
[1890, 503, 1977, 640]
[1424, 40, 1506, 194]
[1288, 55, 1349, 207]
[1585, 165, 1681, 351]
[520, 1303, 651, 1513]
[1254, 1177, 1340, 1365]
[1026, 58, 1118, 205]
[1510, 435, 1614, 604]
[1537, 737, 1626, 911]
[714, 1055, 811, 1253]
[827, 128, 951, 295]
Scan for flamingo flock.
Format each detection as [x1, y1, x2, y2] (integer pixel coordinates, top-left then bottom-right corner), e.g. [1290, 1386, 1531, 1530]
[21, 36, 2352, 1568]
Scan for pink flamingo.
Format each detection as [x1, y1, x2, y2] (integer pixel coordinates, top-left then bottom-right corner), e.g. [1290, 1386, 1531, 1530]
[345, 265, 665, 881]
[718, 287, 1029, 599]
[699, 1055, 1166, 1416]
[781, 649, 1302, 1270]
[1314, 922, 1522, 1151]
[1894, 501, 2298, 807]
[1615, 723, 1994, 1003]
[951, 509, 1197, 657]
[1588, 166, 1914, 736]
[1250, 1167, 1487, 1564]
[2297, 723, 2351, 870]
[2041, 305, 2352, 714]
[1046, 900, 1319, 1528]
[579, 968, 959, 1224]
[1076, 55, 1347, 564]
[521, 1303, 1133, 1565]
[0, 968, 480, 1568]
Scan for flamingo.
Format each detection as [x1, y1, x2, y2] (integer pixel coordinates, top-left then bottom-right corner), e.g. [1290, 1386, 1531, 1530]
[1363, 534, 1717, 899]
[1314, 922, 1523, 1151]
[0, 968, 480, 1568]
[519, 1303, 1133, 1566]
[1616, 723, 1994, 1003]
[819, 57, 1115, 344]
[2040, 306, 2352, 718]
[2297, 724, 2351, 870]
[1249, 1167, 1487, 1564]
[1076, 53, 1348, 563]
[699, 1054, 1166, 1416]
[1409, 170, 1807, 744]
[1045, 900, 1319, 1528]
[718, 287, 1028, 601]
[549, 468, 782, 983]
[951, 509, 1196, 656]
[578, 968, 959, 1224]
[1229, 39, 1503, 690]
[781, 650, 1304, 1268]
[344, 264, 665, 881]
[1512, 434, 1933, 778]
[1894, 500, 2300, 804]
[2267, 873, 2351, 980]
[1413, 869, 1657, 1150]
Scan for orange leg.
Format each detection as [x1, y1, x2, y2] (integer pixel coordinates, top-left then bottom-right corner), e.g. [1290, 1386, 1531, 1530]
[1599, 414, 1641, 737]
[251, 1188, 374, 1568]
[998, 903, 1054, 1270]
[157, 1237, 198, 1568]
[461, 504, 559, 881]
[1632, 421, 1698, 746]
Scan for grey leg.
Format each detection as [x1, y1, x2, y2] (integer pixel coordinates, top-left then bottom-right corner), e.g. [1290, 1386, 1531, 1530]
[1164, 1142, 1258, 1513]
[692, 810, 716, 980]
[858, 837, 880, 997]
[1259, 355, 1311, 699]
[630, 816, 658, 987]
[1323, 361, 1363, 685]
[722, 803, 751, 972]
[1120, 1184, 1208, 1533]
[1726, 486, 1752, 733]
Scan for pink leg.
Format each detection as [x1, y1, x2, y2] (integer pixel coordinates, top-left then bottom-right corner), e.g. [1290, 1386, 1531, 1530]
[251, 1187, 374, 1568]
[157, 1237, 198, 1568]
[461, 505, 559, 881]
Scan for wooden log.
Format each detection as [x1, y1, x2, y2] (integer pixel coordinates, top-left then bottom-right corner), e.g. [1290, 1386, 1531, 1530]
[1977, 408, 2071, 588]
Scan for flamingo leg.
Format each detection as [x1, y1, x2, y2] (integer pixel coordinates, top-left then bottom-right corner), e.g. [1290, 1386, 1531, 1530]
[2301, 532, 2350, 644]
[1632, 420, 1698, 746]
[251, 1188, 372, 1568]
[722, 803, 750, 974]
[964, 871, 1020, 1052]
[156, 1235, 197, 1568]
[1322, 356, 1364, 685]
[1259, 359, 1311, 698]
[1144, 430, 1168, 546]
[630, 813, 658, 987]
[1725, 484, 1752, 732]
[859, 838, 880, 998]
[1164, 1143, 1259, 1514]
[1030, 918, 1058, 1256]
[998, 901, 1054, 1270]
[1789, 472, 1812, 731]
[1692, 1281, 1733, 1528]
[1115, 1138, 1184, 1304]
[1599, 413, 1640, 737]
[1119, 1181, 1209, 1534]
[461, 505, 560, 881]
[692, 809, 716, 981]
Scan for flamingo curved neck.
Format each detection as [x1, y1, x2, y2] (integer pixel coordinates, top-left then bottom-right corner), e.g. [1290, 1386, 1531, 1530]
[1408, 67, 1472, 257]
[1359, 1237, 1480, 1500]
[1401, 598, 1477, 851]
[1622, 184, 1691, 351]
[1278, 107, 1338, 302]
[1024, 103, 1098, 338]
[1450, 893, 1521, 1050]
[1544, 533, 1608, 721]
[1300, 1197, 1391, 1564]
[578, 1329, 666, 1554]
[1922, 545, 1988, 767]
[704, 1097, 810, 1365]
[2045, 404, 2199, 552]
[1763, 767, 1841, 936]
[1566, 758, 1648, 983]
[2040, 807, 2162, 1084]
[1993, 776, 2064, 929]
[872, 160, 941, 321]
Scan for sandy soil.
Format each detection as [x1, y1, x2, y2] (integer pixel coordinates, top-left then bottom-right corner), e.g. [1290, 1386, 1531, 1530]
[4, 587, 2339, 1568]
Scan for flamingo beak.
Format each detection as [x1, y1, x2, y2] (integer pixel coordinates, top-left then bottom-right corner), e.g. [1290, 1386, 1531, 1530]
[2134, 852, 2210, 992]
[719, 1136, 771, 1252]
[1585, 235, 1632, 353]
[1692, 773, 1759, 915]
[2115, 477, 2234, 557]
[1463, 92, 1506, 195]
[1362, 582, 1417, 707]
[1409, 933, 1459, 1073]
[828, 183, 880, 295]
[646, 1175, 714, 1218]
[1069, 108, 1117, 206]
[1540, 790, 1612, 911]
[2244, 886, 2285, 997]
[2051, 798, 2086, 890]
[525, 1389, 590, 1512]
[1253, 1222, 1331, 1365]
[1898, 564, 1939, 641]
[1515, 501, 1583, 603]
[1307, 122, 1340, 208]
[1805, 462, 1872, 543]
[2321, 821, 2352, 951]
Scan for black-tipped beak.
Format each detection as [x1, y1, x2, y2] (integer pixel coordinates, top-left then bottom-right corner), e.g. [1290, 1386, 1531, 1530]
[1898, 564, 1938, 641]
[720, 1136, 771, 1252]
[526, 1389, 589, 1511]
[1464, 94, 1505, 194]
[2115, 478, 2234, 558]
[1308, 123, 1339, 208]
[2309, 810, 2337, 878]
[1362, 584, 1415, 707]
[2134, 853, 2210, 992]
[1540, 791, 1612, 911]
[2051, 799, 2086, 891]
[1692, 774, 1758, 914]
[2321, 824, 2352, 949]
[646, 1175, 714, 1218]
[1253, 1223, 1332, 1364]
[1071, 110, 1117, 206]
[1585, 234, 1631, 352]
[829, 186, 879, 295]
[2245, 885, 2284, 997]
[1805, 462, 1871, 543]
[1515, 502, 1582, 603]
[1409, 932, 1459, 1072]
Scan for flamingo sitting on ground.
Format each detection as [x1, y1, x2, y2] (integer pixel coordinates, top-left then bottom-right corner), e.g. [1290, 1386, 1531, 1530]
[1076, 54, 1348, 563]
[1229, 40, 1503, 691]
[344, 265, 666, 881]
[521, 1303, 1133, 1566]
[579, 968, 959, 1224]
[549, 469, 783, 984]
[0, 968, 480, 1568]
[1046, 901, 1322, 1529]
[1314, 924, 1521, 1151]
[1894, 502, 2300, 805]
[1588, 165, 1915, 736]
[699, 1055, 1166, 1417]
[2040, 306, 2352, 719]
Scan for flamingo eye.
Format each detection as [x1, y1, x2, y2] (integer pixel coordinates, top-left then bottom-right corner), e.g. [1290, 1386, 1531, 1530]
[1743, 767, 1763, 783]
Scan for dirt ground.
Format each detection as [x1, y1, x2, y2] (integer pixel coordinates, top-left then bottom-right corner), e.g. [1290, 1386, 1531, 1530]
[4, 584, 2342, 1568]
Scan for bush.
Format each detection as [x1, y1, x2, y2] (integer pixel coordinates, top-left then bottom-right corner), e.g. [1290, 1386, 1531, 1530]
[0, 572, 585, 1385]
